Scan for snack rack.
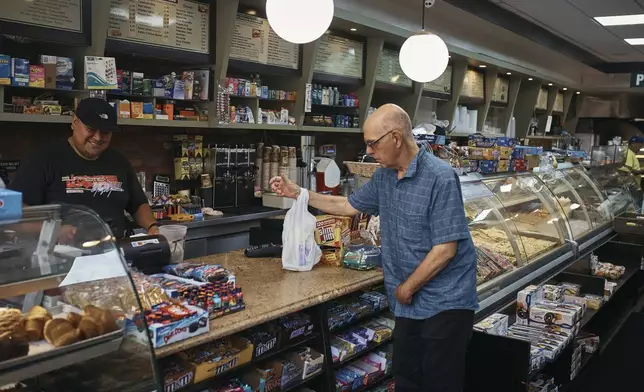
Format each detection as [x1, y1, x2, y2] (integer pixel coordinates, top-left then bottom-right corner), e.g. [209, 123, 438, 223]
[0, 205, 160, 391]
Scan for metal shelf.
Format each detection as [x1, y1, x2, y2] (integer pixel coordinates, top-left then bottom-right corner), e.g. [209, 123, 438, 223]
[0, 114, 72, 123]
[117, 118, 210, 128]
[300, 125, 362, 133]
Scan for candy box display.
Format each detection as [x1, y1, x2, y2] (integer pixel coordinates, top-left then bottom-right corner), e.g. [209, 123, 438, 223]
[469, 147, 499, 161]
[254, 360, 284, 392]
[496, 159, 510, 173]
[327, 299, 373, 331]
[516, 285, 543, 325]
[321, 247, 344, 267]
[278, 313, 314, 345]
[127, 302, 209, 348]
[160, 357, 196, 392]
[243, 322, 281, 360]
[358, 291, 389, 312]
[148, 273, 205, 298]
[349, 359, 380, 383]
[473, 313, 508, 336]
[496, 146, 513, 160]
[478, 160, 498, 174]
[314, 215, 351, 248]
[355, 321, 393, 343]
[542, 285, 564, 302]
[528, 303, 578, 330]
[512, 159, 528, 172]
[180, 336, 254, 383]
[279, 347, 324, 388]
[468, 135, 496, 148]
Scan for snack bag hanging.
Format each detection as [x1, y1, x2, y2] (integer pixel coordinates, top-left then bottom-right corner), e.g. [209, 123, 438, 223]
[281, 188, 321, 271]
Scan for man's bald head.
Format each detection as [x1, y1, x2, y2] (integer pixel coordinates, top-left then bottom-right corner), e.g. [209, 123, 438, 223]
[364, 104, 413, 139]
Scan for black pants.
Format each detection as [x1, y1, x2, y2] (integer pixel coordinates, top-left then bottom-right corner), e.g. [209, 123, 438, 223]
[393, 309, 474, 392]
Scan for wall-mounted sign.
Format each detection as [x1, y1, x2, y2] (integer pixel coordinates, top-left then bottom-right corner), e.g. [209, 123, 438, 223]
[1, 0, 82, 32]
[314, 34, 364, 79]
[630, 71, 644, 87]
[491, 77, 509, 104]
[108, 0, 209, 54]
[553, 92, 564, 112]
[230, 13, 299, 69]
[536, 87, 548, 110]
[460, 69, 484, 99]
[423, 65, 452, 94]
[376, 48, 412, 87]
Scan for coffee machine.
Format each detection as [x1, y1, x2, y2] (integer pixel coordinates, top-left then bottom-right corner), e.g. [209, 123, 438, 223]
[204, 145, 256, 209]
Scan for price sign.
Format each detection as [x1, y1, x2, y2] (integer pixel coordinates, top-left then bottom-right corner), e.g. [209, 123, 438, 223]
[423, 65, 452, 94]
[314, 34, 364, 79]
[108, 0, 210, 54]
[1, 0, 82, 32]
[376, 48, 412, 86]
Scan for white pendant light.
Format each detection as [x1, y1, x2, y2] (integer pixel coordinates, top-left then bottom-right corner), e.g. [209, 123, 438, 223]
[266, 0, 334, 44]
[399, 0, 449, 83]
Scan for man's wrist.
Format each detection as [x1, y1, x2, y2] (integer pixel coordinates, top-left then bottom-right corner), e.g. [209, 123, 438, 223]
[147, 222, 159, 231]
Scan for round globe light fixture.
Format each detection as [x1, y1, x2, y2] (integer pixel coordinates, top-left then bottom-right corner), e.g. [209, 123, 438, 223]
[399, 32, 449, 83]
[266, 0, 334, 44]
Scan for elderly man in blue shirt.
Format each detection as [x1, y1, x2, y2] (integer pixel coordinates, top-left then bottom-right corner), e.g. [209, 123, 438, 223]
[270, 103, 478, 392]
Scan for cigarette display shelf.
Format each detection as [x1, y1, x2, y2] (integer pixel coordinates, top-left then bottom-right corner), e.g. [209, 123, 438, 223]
[0, 113, 72, 123]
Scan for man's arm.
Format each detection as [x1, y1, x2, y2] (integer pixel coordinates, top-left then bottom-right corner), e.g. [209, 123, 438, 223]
[397, 242, 457, 303]
[270, 173, 380, 217]
[134, 204, 159, 235]
[308, 192, 360, 217]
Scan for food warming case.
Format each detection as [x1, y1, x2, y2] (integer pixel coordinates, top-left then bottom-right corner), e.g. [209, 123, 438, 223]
[0, 205, 160, 391]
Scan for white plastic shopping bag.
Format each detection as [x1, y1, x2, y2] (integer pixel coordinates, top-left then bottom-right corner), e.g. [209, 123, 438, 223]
[281, 188, 322, 271]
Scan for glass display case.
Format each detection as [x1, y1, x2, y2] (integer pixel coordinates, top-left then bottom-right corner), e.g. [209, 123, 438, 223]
[462, 180, 524, 287]
[0, 205, 160, 391]
[482, 174, 570, 261]
[586, 165, 643, 215]
[560, 167, 613, 226]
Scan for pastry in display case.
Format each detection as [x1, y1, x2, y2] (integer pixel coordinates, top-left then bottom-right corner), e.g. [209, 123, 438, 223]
[481, 174, 569, 262]
[0, 205, 160, 391]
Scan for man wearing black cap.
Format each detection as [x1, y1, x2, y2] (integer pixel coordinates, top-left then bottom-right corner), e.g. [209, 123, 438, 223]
[10, 98, 159, 240]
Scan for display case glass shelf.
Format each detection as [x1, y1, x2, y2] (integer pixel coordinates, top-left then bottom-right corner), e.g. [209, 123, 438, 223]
[586, 165, 643, 215]
[482, 174, 569, 262]
[0, 205, 159, 391]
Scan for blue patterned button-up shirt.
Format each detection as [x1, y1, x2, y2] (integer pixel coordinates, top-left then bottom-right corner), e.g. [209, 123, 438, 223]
[349, 148, 478, 319]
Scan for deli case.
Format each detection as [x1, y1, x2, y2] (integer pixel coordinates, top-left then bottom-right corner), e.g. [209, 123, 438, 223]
[0, 205, 160, 391]
[463, 165, 642, 316]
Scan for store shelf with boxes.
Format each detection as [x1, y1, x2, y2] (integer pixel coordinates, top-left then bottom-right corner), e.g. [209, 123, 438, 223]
[464, 237, 643, 392]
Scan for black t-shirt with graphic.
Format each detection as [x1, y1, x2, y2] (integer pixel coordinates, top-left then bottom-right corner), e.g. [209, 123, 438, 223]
[10, 139, 148, 238]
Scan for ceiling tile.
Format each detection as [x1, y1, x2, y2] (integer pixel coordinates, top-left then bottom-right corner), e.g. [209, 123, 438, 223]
[566, 0, 643, 16]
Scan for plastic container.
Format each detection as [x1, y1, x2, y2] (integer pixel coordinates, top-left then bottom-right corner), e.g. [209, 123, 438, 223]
[159, 225, 187, 263]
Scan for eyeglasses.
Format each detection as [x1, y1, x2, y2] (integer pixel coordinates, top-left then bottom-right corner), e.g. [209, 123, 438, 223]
[366, 130, 394, 148]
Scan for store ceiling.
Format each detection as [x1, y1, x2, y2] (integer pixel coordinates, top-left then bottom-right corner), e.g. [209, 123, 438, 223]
[491, 0, 644, 63]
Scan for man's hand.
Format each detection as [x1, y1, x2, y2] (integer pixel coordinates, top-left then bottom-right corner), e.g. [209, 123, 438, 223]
[57, 225, 77, 244]
[270, 175, 301, 199]
[148, 225, 160, 236]
[395, 283, 414, 305]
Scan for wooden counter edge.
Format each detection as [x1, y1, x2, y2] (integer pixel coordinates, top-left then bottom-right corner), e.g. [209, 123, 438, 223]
[154, 272, 384, 358]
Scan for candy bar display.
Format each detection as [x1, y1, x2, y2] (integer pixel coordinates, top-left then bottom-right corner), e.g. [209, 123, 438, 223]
[179, 336, 254, 383]
[327, 292, 388, 331]
[335, 343, 393, 392]
[331, 321, 393, 364]
[473, 313, 509, 336]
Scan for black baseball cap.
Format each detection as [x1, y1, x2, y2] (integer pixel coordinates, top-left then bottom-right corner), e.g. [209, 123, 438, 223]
[75, 98, 119, 132]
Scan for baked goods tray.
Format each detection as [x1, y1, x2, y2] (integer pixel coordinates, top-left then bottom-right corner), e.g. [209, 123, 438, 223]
[0, 328, 123, 385]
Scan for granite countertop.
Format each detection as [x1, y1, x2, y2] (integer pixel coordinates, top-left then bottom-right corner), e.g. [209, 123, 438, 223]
[155, 250, 384, 357]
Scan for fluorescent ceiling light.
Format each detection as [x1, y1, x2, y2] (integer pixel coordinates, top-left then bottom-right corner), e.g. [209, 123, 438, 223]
[479, 64, 487, 68]
[576, 92, 581, 95]
[548, 83, 553, 86]
[350, 28, 357, 31]
[625, 38, 644, 45]
[528, 77, 533, 81]
[595, 14, 644, 27]
[506, 72, 512, 75]
[563, 87, 568, 90]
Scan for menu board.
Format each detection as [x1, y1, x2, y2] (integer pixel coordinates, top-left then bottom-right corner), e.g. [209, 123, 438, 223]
[423, 65, 452, 94]
[230, 13, 299, 69]
[376, 48, 412, 87]
[536, 87, 549, 110]
[491, 77, 509, 103]
[314, 34, 364, 79]
[460, 69, 484, 99]
[108, 0, 209, 54]
[1, 0, 82, 32]
[553, 92, 564, 112]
